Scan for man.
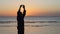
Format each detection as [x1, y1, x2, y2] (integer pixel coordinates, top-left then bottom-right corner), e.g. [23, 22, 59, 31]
[17, 5, 26, 34]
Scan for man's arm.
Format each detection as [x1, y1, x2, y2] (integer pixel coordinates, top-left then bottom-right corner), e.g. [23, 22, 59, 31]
[23, 10, 26, 17]
[18, 5, 22, 12]
[23, 5, 26, 17]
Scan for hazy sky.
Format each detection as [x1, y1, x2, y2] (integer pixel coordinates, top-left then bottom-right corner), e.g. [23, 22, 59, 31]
[0, 0, 60, 16]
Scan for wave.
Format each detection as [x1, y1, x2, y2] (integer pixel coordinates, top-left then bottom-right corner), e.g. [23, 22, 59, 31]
[0, 21, 16, 23]
[0, 20, 60, 24]
[25, 25, 60, 27]
[0, 24, 60, 27]
[25, 21, 60, 23]
[0, 21, 60, 27]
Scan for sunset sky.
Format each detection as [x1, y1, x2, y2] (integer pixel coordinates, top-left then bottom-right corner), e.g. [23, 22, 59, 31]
[0, 0, 60, 16]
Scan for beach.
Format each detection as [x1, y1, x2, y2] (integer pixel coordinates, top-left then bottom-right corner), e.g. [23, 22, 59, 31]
[0, 16, 60, 34]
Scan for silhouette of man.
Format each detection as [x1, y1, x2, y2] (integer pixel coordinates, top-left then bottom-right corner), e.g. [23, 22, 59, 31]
[17, 5, 26, 34]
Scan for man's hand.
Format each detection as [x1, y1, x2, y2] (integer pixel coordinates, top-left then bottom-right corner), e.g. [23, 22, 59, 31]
[22, 5, 25, 10]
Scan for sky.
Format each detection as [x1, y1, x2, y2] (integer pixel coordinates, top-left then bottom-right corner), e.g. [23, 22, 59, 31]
[0, 0, 60, 16]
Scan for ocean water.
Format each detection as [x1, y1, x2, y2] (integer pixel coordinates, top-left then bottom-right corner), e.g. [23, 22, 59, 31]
[0, 16, 60, 34]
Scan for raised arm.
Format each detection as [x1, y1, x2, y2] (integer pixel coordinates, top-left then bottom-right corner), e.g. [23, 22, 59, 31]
[17, 5, 22, 20]
[18, 5, 22, 12]
[23, 5, 26, 17]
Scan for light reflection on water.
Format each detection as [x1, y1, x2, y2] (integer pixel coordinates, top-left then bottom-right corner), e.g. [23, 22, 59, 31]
[0, 23, 60, 34]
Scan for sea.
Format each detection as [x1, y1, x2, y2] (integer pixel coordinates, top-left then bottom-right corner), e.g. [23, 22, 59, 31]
[0, 16, 60, 34]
